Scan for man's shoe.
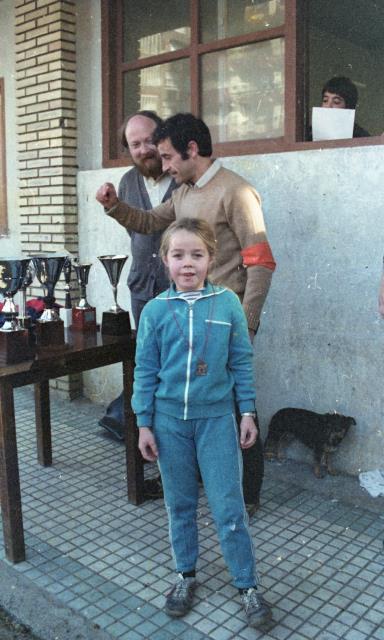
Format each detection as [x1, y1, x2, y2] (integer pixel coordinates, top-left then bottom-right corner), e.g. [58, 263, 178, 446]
[143, 476, 163, 499]
[165, 574, 196, 617]
[241, 588, 272, 627]
[98, 417, 124, 441]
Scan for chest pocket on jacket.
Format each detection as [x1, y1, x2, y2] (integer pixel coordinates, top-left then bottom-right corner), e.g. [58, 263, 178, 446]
[204, 319, 232, 343]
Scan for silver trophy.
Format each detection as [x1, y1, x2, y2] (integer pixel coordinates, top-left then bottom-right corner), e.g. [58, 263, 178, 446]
[72, 261, 96, 331]
[0, 258, 31, 331]
[98, 255, 131, 335]
[18, 260, 35, 329]
[32, 253, 67, 322]
[63, 257, 72, 310]
[0, 257, 33, 363]
[32, 253, 67, 346]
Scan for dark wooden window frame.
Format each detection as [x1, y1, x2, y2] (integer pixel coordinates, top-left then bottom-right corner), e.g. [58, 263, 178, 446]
[101, 0, 383, 168]
[0, 78, 8, 235]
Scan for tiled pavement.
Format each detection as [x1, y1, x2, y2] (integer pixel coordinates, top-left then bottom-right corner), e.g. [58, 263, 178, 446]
[0, 387, 383, 640]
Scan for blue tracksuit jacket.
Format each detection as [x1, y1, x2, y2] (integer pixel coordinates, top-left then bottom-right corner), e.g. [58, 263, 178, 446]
[132, 282, 256, 426]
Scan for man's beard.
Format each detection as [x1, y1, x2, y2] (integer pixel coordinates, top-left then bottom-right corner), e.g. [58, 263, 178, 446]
[134, 153, 163, 179]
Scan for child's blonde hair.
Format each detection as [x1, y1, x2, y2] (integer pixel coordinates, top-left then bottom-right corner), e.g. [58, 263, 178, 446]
[160, 217, 217, 260]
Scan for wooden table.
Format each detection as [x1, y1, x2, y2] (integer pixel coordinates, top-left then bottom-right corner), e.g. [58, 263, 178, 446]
[0, 328, 144, 563]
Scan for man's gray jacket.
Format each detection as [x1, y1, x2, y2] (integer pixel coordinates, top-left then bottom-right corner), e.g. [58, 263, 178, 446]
[118, 167, 176, 302]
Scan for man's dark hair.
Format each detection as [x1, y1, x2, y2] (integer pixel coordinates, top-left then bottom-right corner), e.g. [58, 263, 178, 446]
[119, 110, 164, 149]
[322, 76, 358, 109]
[152, 113, 212, 159]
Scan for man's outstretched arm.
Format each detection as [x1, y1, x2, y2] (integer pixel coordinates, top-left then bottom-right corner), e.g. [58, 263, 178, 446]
[96, 181, 175, 234]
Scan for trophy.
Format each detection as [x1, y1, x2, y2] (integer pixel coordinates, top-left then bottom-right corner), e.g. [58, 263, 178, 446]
[0, 257, 34, 364]
[98, 255, 131, 335]
[32, 253, 67, 347]
[18, 260, 34, 330]
[72, 261, 97, 331]
[59, 257, 73, 328]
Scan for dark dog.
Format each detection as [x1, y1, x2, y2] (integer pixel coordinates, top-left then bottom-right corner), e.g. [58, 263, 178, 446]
[264, 408, 355, 478]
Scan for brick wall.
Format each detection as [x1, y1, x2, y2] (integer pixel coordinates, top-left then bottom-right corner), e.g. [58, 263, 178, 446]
[15, 0, 81, 398]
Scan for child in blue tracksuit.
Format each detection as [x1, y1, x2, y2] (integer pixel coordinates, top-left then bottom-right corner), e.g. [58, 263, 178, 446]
[132, 217, 271, 628]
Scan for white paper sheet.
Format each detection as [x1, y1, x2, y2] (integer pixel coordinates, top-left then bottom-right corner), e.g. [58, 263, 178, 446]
[359, 469, 384, 497]
[312, 107, 355, 141]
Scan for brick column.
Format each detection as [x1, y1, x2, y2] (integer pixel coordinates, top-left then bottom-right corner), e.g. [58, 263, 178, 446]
[15, 0, 81, 399]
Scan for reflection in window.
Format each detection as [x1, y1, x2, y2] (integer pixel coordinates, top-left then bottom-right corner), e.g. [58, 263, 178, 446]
[123, 0, 190, 61]
[123, 60, 190, 119]
[202, 39, 284, 142]
[200, 0, 285, 42]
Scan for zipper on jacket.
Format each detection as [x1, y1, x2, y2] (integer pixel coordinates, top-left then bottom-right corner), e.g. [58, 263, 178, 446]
[184, 305, 193, 420]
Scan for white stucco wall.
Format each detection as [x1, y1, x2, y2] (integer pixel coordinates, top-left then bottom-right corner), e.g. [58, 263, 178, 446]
[77, 145, 384, 475]
[0, 0, 21, 255]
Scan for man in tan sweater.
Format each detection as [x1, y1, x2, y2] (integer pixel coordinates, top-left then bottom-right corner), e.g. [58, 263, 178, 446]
[96, 113, 276, 512]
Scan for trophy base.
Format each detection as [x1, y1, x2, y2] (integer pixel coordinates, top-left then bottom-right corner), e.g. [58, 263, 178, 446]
[35, 319, 65, 347]
[0, 329, 34, 365]
[101, 311, 131, 336]
[72, 307, 97, 332]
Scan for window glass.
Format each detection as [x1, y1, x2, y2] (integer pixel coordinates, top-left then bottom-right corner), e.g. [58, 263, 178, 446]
[200, 0, 284, 43]
[123, 0, 190, 62]
[123, 60, 190, 119]
[202, 38, 284, 142]
[307, 0, 384, 138]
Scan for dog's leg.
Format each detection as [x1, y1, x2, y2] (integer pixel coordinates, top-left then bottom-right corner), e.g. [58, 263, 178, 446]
[314, 448, 327, 478]
[325, 452, 339, 475]
[276, 433, 293, 461]
[264, 433, 278, 460]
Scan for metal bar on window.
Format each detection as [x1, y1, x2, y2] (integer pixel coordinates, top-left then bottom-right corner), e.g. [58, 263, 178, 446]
[284, 0, 305, 143]
[0, 78, 8, 236]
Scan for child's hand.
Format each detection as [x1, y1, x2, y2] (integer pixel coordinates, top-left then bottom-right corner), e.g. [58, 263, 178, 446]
[239, 416, 258, 449]
[138, 427, 159, 461]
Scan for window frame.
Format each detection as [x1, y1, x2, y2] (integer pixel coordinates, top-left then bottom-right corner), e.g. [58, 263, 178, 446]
[101, 0, 383, 168]
[0, 78, 8, 235]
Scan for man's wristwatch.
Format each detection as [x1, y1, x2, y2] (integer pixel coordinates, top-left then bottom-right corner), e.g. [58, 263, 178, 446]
[241, 412, 256, 418]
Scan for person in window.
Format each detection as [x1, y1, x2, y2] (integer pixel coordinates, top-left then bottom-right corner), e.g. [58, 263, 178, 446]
[310, 76, 370, 139]
[96, 112, 276, 516]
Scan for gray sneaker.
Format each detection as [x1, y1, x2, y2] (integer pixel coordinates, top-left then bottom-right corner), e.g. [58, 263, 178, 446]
[241, 588, 272, 627]
[165, 574, 196, 617]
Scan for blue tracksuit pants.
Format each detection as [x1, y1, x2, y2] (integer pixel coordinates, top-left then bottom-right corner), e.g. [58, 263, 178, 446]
[153, 411, 258, 589]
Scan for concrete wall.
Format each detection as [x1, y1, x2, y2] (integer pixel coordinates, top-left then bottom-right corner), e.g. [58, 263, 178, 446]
[77, 144, 384, 475]
[0, 0, 21, 255]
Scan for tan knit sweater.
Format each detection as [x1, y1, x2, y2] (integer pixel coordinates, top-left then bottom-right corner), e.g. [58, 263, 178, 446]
[107, 166, 273, 330]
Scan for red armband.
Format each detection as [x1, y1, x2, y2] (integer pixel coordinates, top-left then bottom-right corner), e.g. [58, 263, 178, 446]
[241, 242, 276, 271]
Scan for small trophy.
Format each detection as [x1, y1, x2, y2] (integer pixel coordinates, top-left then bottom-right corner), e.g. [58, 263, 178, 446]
[18, 260, 34, 330]
[32, 253, 67, 347]
[59, 257, 73, 328]
[72, 261, 97, 332]
[0, 257, 34, 364]
[98, 255, 131, 335]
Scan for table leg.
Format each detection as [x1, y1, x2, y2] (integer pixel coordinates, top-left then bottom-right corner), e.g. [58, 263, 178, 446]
[34, 381, 52, 466]
[123, 359, 145, 504]
[0, 383, 26, 563]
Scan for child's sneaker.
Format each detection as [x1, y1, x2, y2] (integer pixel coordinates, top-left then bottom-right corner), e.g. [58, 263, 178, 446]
[241, 588, 272, 627]
[165, 574, 196, 617]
